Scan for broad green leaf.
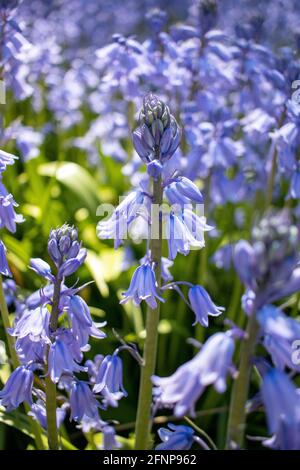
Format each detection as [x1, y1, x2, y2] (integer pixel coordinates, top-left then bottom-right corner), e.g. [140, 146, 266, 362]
[0, 407, 34, 438]
[38, 162, 101, 214]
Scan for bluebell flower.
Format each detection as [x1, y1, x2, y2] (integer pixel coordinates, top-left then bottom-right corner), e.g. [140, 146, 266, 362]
[3, 279, 17, 306]
[0, 183, 24, 233]
[188, 285, 224, 327]
[165, 210, 211, 260]
[120, 263, 164, 309]
[9, 307, 50, 344]
[164, 176, 203, 206]
[29, 398, 67, 430]
[68, 295, 92, 328]
[47, 224, 87, 276]
[261, 368, 300, 450]
[234, 212, 300, 309]
[211, 243, 233, 270]
[15, 335, 46, 364]
[133, 93, 181, 163]
[97, 190, 150, 248]
[93, 354, 127, 407]
[161, 257, 174, 282]
[0, 149, 17, 172]
[233, 240, 257, 290]
[70, 380, 100, 422]
[48, 334, 86, 383]
[29, 258, 54, 282]
[258, 304, 300, 372]
[153, 332, 235, 417]
[71, 316, 106, 350]
[156, 424, 195, 450]
[0, 366, 33, 411]
[102, 425, 122, 450]
[0, 239, 11, 276]
[288, 169, 300, 199]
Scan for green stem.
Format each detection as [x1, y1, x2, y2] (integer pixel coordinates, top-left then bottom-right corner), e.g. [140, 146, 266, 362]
[226, 308, 260, 449]
[134, 175, 163, 450]
[184, 416, 218, 450]
[45, 375, 58, 450]
[265, 146, 277, 209]
[45, 275, 62, 450]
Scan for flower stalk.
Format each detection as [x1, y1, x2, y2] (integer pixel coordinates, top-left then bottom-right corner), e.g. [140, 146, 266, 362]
[226, 308, 259, 448]
[134, 175, 163, 450]
[45, 274, 62, 450]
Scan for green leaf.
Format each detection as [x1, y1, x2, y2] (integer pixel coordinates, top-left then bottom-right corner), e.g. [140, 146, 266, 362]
[38, 162, 101, 214]
[85, 249, 124, 297]
[0, 407, 34, 438]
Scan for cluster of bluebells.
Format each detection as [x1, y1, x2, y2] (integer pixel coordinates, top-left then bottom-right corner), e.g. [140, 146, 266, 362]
[231, 212, 300, 450]
[98, 93, 224, 331]
[0, 149, 23, 277]
[0, 224, 128, 449]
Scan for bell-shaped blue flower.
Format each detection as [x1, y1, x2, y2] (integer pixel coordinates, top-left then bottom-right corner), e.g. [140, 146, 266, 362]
[0, 149, 17, 173]
[121, 263, 164, 309]
[188, 285, 224, 327]
[93, 354, 127, 407]
[48, 333, 85, 383]
[0, 239, 11, 276]
[70, 380, 100, 422]
[153, 332, 235, 417]
[156, 424, 195, 450]
[0, 366, 33, 411]
[261, 368, 300, 450]
[0, 183, 24, 233]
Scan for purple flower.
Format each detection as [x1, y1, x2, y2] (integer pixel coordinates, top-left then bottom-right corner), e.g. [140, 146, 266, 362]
[0, 183, 24, 233]
[0, 149, 17, 172]
[165, 177, 203, 206]
[156, 424, 195, 450]
[102, 425, 122, 450]
[133, 94, 181, 163]
[29, 399, 67, 430]
[258, 305, 300, 371]
[48, 335, 85, 383]
[97, 190, 149, 249]
[70, 381, 100, 422]
[68, 295, 92, 328]
[188, 285, 224, 327]
[153, 332, 235, 417]
[288, 170, 300, 199]
[261, 368, 300, 450]
[211, 244, 233, 270]
[71, 316, 106, 349]
[9, 307, 50, 344]
[165, 210, 211, 260]
[233, 240, 257, 290]
[93, 354, 127, 407]
[0, 239, 11, 276]
[120, 263, 164, 309]
[29, 258, 54, 282]
[0, 366, 33, 411]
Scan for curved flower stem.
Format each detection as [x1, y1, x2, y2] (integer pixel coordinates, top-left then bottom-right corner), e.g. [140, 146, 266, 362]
[0, 275, 45, 450]
[134, 175, 163, 450]
[45, 274, 62, 450]
[184, 416, 218, 450]
[226, 309, 260, 449]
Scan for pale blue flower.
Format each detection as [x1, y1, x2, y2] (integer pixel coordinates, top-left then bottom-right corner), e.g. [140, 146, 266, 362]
[0, 366, 33, 411]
